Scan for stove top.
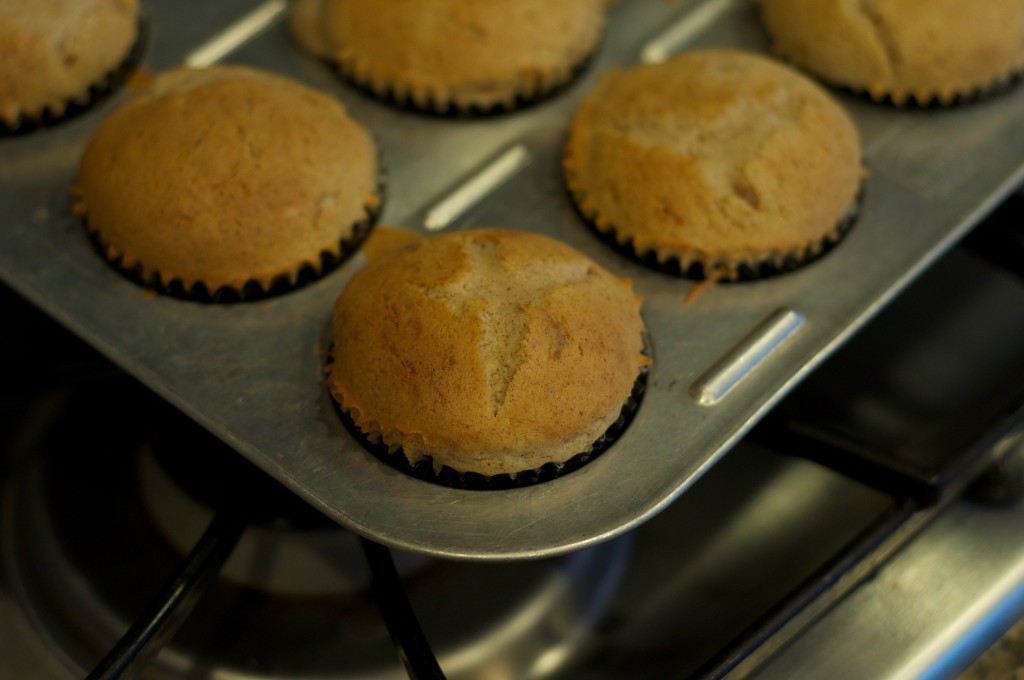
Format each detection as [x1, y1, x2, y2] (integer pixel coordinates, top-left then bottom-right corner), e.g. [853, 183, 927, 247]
[2, 0, 1024, 676]
[2, 205, 1023, 678]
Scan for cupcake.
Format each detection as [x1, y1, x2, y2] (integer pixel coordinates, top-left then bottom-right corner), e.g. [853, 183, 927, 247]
[289, 0, 608, 114]
[0, 0, 143, 132]
[756, 0, 1024, 106]
[563, 49, 864, 281]
[76, 65, 381, 301]
[326, 229, 649, 488]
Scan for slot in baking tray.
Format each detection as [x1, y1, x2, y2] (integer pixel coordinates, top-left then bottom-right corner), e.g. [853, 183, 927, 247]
[2, 0, 1023, 560]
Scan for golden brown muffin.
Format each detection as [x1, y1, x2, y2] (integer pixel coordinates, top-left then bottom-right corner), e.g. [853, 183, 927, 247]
[757, 0, 1024, 106]
[327, 229, 649, 483]
[289, 0, 607, 113]
[77, 65, 381, 300]
[563, 49, 863, 280]
[0, 0, 141, 130]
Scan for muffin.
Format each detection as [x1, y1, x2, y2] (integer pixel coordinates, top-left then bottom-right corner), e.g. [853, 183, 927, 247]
[0, 0, 142, 132]
[563, 49, 864, 281]
[327, 229, 649, 487]
[289, 0, 608, 114]
[757, 0, 1024, 106]
[76, 65, 381, 301]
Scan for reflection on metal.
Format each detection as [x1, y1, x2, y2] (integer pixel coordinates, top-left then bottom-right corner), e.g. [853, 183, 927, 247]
[691, 309, 805, 406]
[424, 144, 532, 231]
[750, 472, 1024, 680]
[640, 0, 742, 64]
[184, 0, 287, 68]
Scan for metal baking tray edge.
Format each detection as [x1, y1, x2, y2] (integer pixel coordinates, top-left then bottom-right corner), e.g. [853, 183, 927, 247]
[2, 0, 1023, 560]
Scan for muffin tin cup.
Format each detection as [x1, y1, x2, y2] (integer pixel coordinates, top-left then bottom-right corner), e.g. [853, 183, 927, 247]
[838, 70, 1024, 109]
[327, 49, 600, 118]
[328, 351, 649, 491]
[0, 19, 148, 137]
[569, 184, 865, 282]
[82, 198, 381, 304]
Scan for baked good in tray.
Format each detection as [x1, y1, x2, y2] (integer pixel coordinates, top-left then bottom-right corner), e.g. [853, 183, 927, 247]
[756, 0, 1024, 106]
[288, 0, 608, 114]
[327, 229, 649, 489]
[0, 0, 143, 133]
[563, 49, 864, 281]
[76, 65, 381, 302]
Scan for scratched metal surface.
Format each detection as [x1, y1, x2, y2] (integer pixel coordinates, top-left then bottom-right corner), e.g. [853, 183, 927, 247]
[1, 0, 1023, 560]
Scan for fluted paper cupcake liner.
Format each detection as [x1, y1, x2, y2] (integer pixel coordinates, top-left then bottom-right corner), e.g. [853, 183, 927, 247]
[842, 69, 1023, 109]
[327, 346, 649, 491]
[328, 48, 598, 117]
[1, 19, 147, 137]
[571, 183, 865, 282]
[83, 197, 382, 304]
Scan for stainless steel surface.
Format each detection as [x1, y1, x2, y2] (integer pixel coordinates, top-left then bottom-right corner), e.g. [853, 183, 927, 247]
[2, 0, 1023, 560]
[748, 451, 1024, 680]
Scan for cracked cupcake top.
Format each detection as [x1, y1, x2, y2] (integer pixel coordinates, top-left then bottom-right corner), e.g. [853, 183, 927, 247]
[563, 49, 863, 279]
[76, 65, 380, 294]
[327, 229, 648, 477]
[757, 0, 1024, 105]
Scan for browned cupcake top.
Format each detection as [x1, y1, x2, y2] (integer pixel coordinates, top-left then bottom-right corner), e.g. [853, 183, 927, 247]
[757, 0, 1024, 105]
[0, 0, 140, 125]
[289, 0, 607, 111]
[77, 65, 380, 292]
[564, 49, 863, 277]
[328, 229, 648, 478]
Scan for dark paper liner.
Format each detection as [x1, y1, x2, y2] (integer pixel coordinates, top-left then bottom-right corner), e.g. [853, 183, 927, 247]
[327, 46, 599, 118]
[327, 348, 650, 491]
[1, 19, 148, 137]
[84, 196, 382, 303]
[571, 182, 865, 282]
[836, 69, 1024, 109]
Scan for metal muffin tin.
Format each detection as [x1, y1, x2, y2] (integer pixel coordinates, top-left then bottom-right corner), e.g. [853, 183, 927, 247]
[2, 0, 1023, 560]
